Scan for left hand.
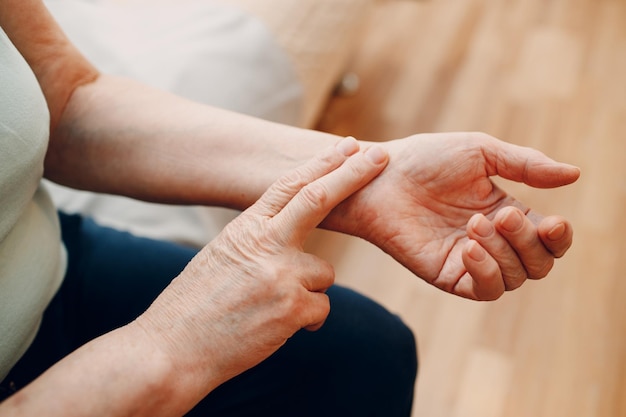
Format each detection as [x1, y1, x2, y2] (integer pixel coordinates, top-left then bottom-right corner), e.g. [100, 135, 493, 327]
[323, 132, 580, 301]
[137, 138, 389, 393]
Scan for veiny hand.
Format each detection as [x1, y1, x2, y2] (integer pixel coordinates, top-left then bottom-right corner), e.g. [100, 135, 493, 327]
[136, 137, 389, 395]
[324, 132, 580, 301]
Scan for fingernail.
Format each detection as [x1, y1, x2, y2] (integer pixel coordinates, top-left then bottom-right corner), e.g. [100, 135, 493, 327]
[473, 215, 493, 238]
[468, 241, 486, 262]
[548, 223, 566, 241]
[336, 136, 359, 156]
[500, 209, 523, 232]
[364, 145, 388, 164]
[563, 163, 581, 172]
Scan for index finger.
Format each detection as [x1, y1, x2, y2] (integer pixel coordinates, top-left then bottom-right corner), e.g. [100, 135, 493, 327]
[274, 145, 389, 243]
[251, 137, 360, 218]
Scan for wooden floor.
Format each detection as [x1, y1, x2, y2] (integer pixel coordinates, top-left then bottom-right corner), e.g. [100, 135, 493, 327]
[309, 0, 626, 416]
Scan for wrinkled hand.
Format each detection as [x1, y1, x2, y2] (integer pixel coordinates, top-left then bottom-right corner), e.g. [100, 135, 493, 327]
[324, 132, 580, 301]
[137, 137, 388, 390]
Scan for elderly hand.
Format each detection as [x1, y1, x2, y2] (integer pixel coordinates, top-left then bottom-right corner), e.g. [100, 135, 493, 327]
[324, 132, 580, 301]
[136, 137, 388, 393]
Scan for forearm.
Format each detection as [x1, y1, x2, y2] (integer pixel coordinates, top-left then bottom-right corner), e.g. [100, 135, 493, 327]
[45, 74, 344, 210]
[0, 323, 209, 417]
[5, 0, 342, 211]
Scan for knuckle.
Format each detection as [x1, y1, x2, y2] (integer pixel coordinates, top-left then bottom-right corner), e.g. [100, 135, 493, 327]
[345, 154, 375, 179]
[280, 287, 306, 317]
[504, 271, 527, 291]
[277, 286, 331, 330]
[274, 170, 307, 196]
[485, 292, 504, 301]
[319, 259, 336, 285]
[468, 131, 494, 144]
[299, 182, 329, 209]
[273, 151, 339, 195]
[528, 257, 554, 279]
[301, 294, 331, 330]
[475, 281, 504, 301]
[315, 297, 331, 321]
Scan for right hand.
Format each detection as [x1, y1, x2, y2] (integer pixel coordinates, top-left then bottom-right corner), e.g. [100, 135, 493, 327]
[323, 133, 579, 300]
[135, 137, 389, 393]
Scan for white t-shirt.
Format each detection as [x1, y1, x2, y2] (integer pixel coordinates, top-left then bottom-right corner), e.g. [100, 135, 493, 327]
[0, 26, 67, 381]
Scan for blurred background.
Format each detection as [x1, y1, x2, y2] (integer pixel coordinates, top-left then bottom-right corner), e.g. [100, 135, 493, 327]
[309, 0, 626, 416]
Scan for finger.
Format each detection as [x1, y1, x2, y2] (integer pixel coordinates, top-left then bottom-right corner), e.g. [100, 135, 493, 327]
[302, 292, 331, 331]
[291, 253, 335, 293]
[467, 213, 527, 291]
[537, 215, 574, 258]
[252, 137, 360, 217]
[494, 207, 554, 280]
[274, 145, 389, 241]
[458, 240, 505, 301]
[480, 134, 581, 188]
[523, 211, 574, 258]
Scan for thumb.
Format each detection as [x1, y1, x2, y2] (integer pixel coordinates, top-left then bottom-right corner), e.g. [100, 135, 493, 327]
[486, 138, 580, 188]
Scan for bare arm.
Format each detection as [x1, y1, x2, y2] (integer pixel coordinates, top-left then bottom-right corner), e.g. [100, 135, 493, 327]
[0, 325, 189, 416]
[1, 0, 342, 211]
[46, 75, 342, 210]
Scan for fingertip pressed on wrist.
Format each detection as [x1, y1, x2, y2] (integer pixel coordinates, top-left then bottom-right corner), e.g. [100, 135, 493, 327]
[336, 136, 388, 165]
[336, 136, 359, 156]
[364, 145, 388, 164]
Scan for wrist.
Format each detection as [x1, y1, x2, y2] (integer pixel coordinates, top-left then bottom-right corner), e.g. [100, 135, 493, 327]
[121, 319, 215, 415]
